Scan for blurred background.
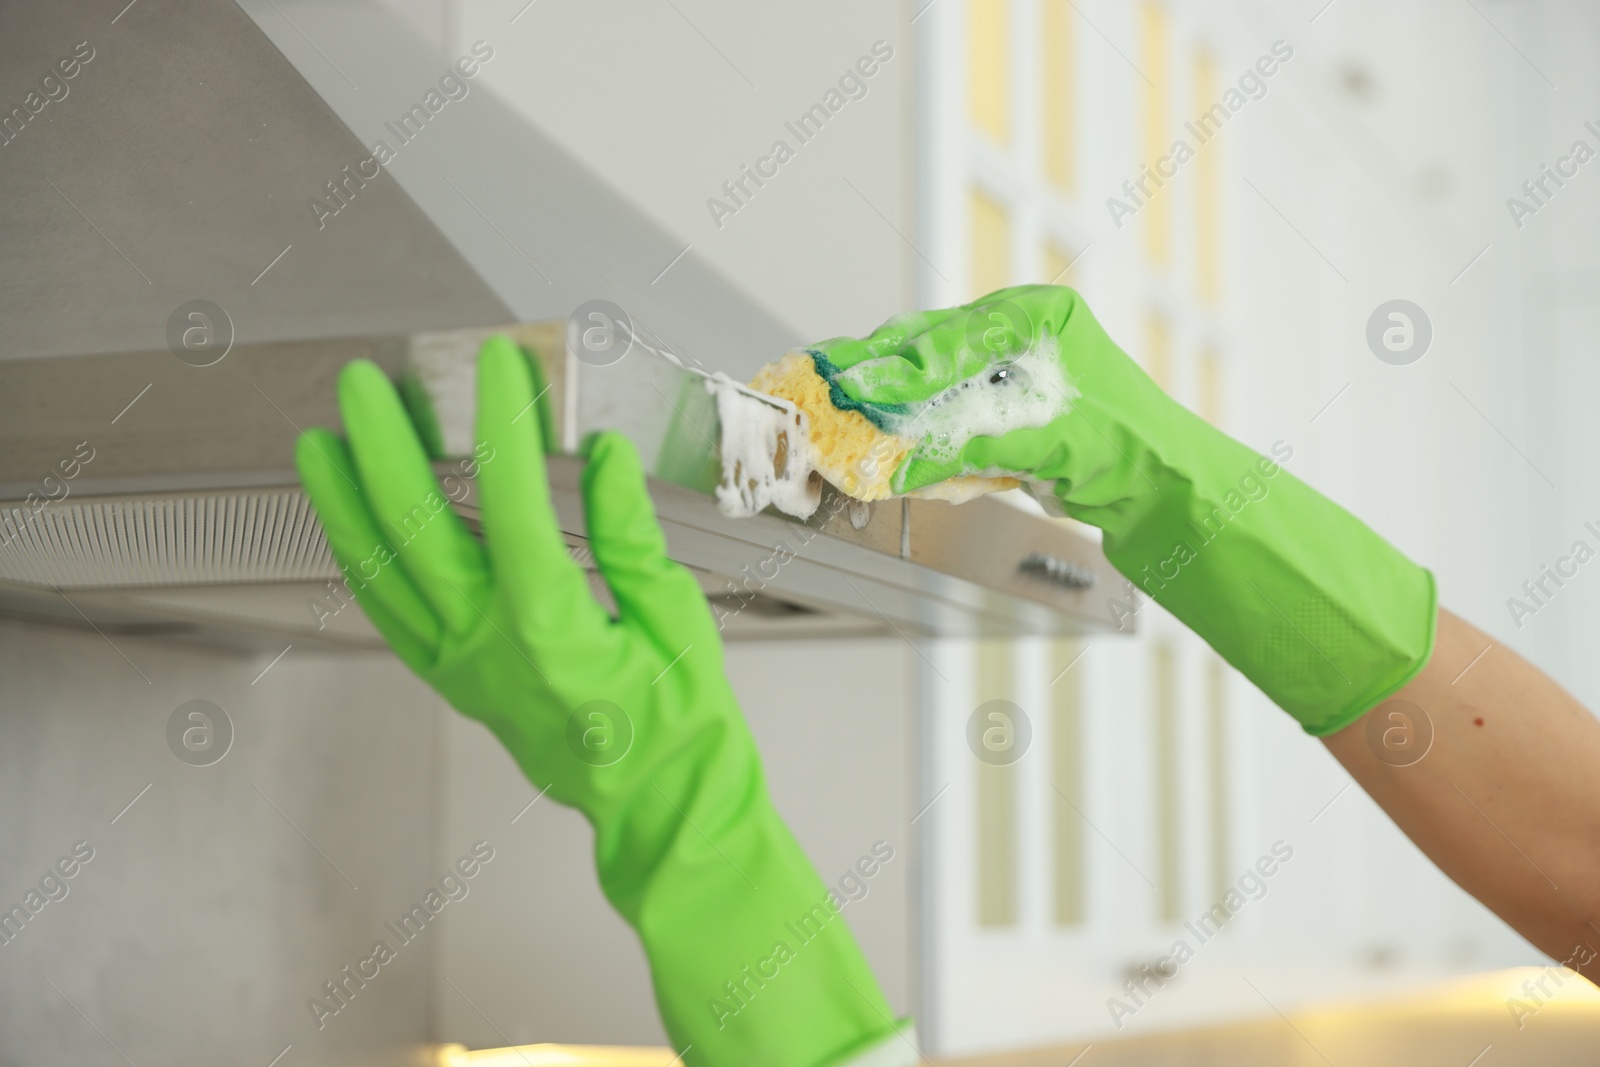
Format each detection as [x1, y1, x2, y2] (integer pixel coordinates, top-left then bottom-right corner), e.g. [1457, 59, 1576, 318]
[3, 0, 1600, 1063]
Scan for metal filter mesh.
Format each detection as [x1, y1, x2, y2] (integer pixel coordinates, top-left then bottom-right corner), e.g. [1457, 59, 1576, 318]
[0, 490, 338, 590]
[0, 489, 832, 643]
[0, 490, 732, 604]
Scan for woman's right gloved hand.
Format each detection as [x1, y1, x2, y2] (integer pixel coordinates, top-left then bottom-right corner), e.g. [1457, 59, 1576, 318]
[813, 284, 1436, 736]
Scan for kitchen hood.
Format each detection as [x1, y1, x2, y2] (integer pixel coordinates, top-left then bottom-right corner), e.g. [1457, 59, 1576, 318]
[0, 0, 1126, 646]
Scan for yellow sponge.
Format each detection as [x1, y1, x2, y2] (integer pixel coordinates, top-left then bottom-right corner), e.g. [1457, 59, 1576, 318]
[749, 350, 1022, 503]
[749, 351, 909, 501]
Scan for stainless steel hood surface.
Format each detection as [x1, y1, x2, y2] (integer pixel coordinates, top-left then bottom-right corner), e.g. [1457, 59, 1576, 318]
[0, 324, 1123, 644]
[0, 0, 799, 376]
[0, 0, 1126, 643]
[0, 0, 513, 359]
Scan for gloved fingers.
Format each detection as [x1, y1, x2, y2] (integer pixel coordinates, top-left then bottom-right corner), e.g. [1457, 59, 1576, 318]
[295, 428, 442, 666]
[579, 431, 714, 652]
[473, 336, 611, 651]
[945, 296, 1039, 371]
[831, 286, 1079, 406]
[395, 372, 448, 460]
[812, 306, 967, 370]
[834, 314, 1016, 406]
[337, 361, 492, 634]
[891, 451, 968, 495]
[833, 348, 951, 406]
[966, 283, 1079, 333]
[893, 424, 1067, 495]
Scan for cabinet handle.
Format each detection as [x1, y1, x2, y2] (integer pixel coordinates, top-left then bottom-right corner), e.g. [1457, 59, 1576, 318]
[1019, 552, 1096, 590]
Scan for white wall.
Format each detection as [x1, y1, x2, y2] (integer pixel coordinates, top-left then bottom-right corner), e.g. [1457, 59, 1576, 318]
[349, 0, 913, 345]
[0, 620, 444, 1067]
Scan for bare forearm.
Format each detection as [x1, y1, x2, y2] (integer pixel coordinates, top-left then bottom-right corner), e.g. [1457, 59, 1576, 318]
[1322, 608, 1600, 979]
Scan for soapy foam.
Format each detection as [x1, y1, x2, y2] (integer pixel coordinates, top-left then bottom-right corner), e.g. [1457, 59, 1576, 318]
[749, 351, 910, 501]
[706, 373, 823, 519]
[907, 472, 1023, 503]
[739, 334, 1075, 505]
[837, 334, 1075, 494]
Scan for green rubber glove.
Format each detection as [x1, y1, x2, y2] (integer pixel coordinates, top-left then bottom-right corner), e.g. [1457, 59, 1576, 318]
[295, 337, 907, 1067]
[814, 285, 1437, 736]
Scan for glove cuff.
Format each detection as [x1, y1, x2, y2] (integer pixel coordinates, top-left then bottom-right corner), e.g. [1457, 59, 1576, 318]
[1062, 422, 1438, 734]
[824, 1018, 920, 1067]
[1303, 567, 1438, 737]
[592, 763, 902, 1067]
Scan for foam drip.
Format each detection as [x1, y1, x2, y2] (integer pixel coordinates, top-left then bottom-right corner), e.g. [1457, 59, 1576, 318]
[705, 373, 823, 520]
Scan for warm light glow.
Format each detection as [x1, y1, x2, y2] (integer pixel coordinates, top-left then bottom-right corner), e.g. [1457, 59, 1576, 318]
[430, 969, 1600, 1067]
[435, 1044, 683, 1067]
[1281, 966, 1600, 1030]
[1384, 967, 1600, 1012]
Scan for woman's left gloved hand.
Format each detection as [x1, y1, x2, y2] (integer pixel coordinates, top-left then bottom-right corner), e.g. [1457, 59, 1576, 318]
[295, 336, 911, 1067]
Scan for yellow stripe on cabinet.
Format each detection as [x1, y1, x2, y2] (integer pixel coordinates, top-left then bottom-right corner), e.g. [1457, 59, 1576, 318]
[1139, 2, 1171, 266]
[1041, 0, 1076, 193]
[968, 0, 1012, 144]
[976, 639, 1019, 927]
[971, 188, 1013, 299]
